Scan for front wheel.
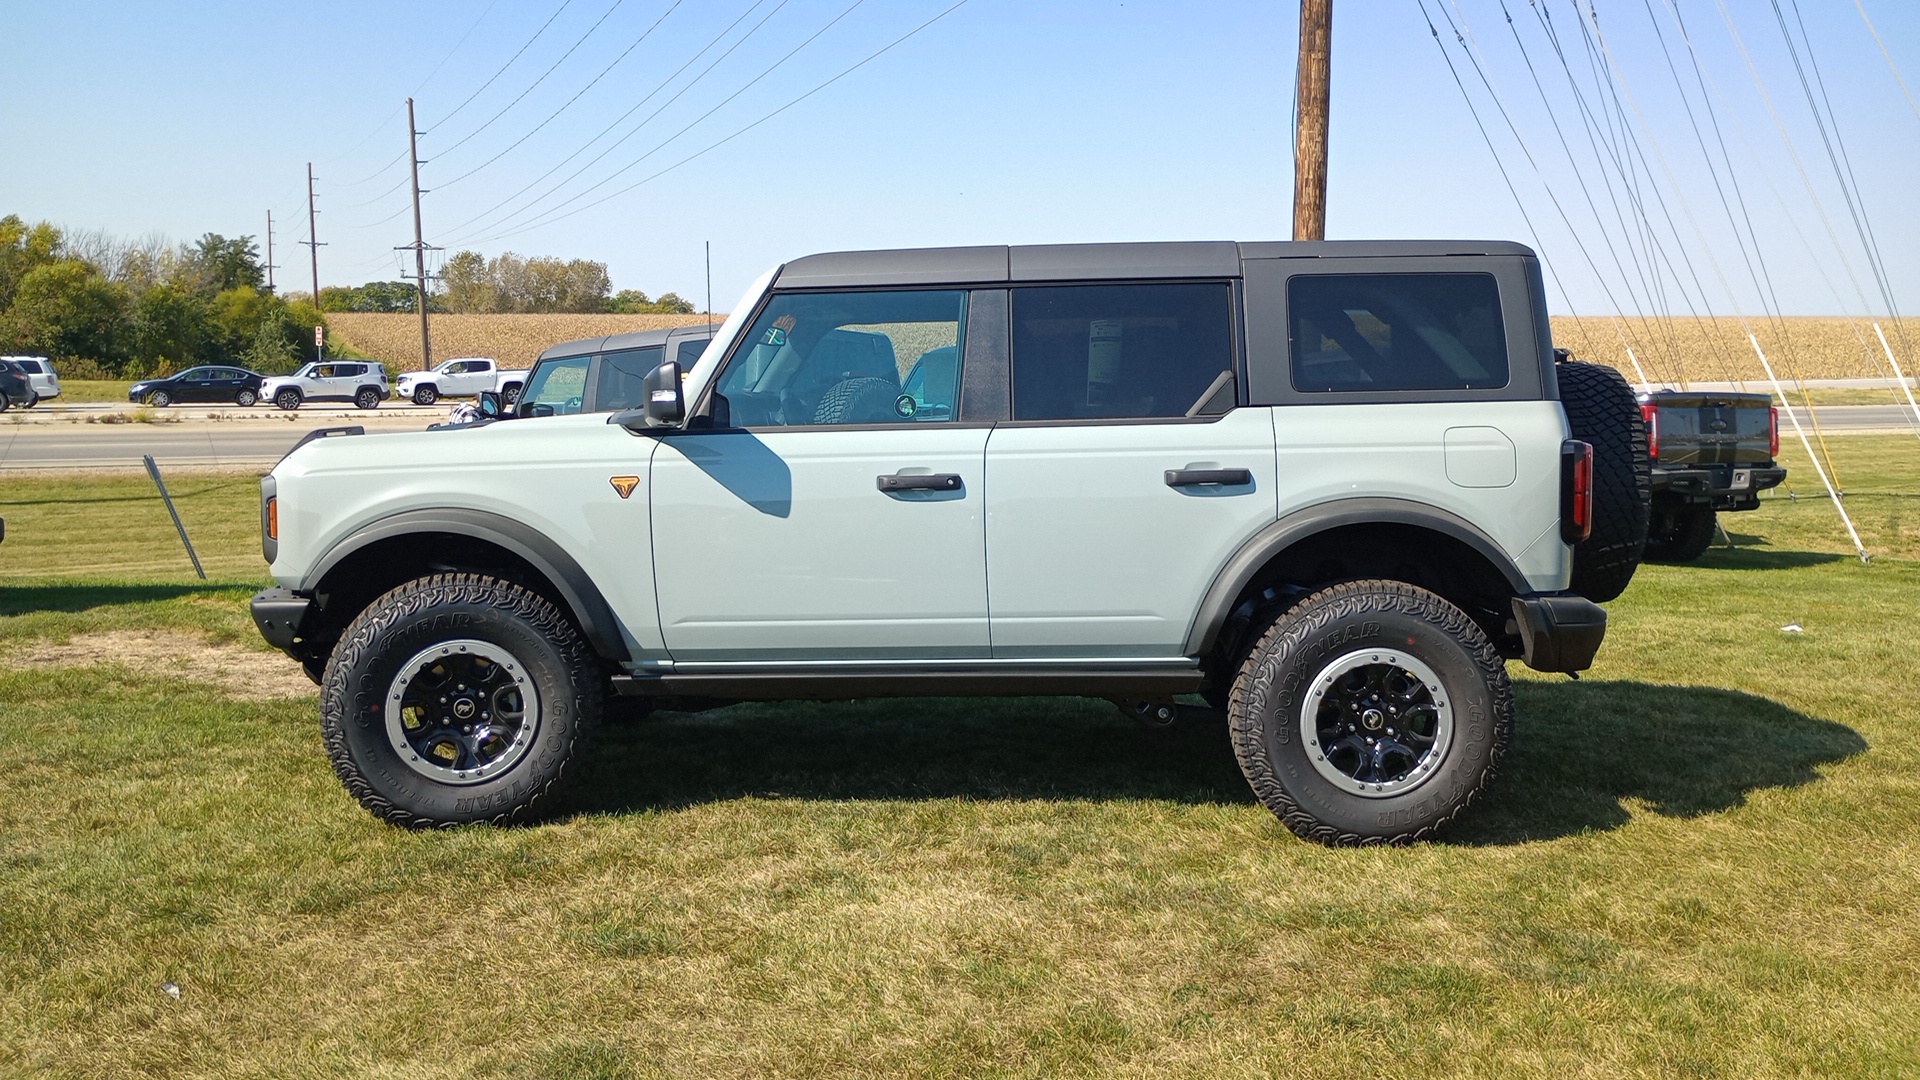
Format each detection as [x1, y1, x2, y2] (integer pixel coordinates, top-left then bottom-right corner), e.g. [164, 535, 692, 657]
[149, 390, 171, 407]
[275, 389, 302, 410]
[321, 573, 601, 826]
[1228, 579, 1513, 846]
[411, 385, 438, 406]
[355, 388, 381, 410]
[236, 389, 258, 407]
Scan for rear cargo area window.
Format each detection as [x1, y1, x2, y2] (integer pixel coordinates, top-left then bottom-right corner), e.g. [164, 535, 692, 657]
[1288, 273, 1507, 392]
[1010, 282, 1234, 420]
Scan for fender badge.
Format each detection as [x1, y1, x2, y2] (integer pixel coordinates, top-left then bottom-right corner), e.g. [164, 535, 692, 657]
[609, 475, 640, 499]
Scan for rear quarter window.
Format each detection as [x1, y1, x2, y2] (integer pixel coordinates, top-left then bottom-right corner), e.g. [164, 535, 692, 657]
[1289, 273, 1508, 392]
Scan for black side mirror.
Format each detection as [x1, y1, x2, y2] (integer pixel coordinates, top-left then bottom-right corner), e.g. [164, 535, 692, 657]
[643, 360, 684, 426]
[476, 391, 503, 419]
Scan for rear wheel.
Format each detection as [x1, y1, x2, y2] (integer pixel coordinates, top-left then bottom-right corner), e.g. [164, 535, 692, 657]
[1645, 504, 1718, 563]
[502, 383, 522, 405]
[1228, 579, 1512, 845]
[236, 389, 257, 407]
[412, 385, 438, 406]
[321, 573, 601, 826]
[275, 388, 302, 410]
[22, 392, 38, 408]
[1558, 360, 1650, 602]
[0, 392, 10, 413]
[355, 388, 381, 410]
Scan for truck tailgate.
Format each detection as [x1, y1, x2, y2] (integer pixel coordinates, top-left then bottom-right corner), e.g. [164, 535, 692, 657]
[1645, 391, 1773, 466]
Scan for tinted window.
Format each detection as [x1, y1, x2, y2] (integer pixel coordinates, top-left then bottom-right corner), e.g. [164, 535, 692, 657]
[1010, 282, 1234, 421]
[596, 346, 665, 411]
[523, 356, 590, 414]
[1288, 273, 1508, 392]
[676, 339, 709, 366]
[712, 290, 966, 426]
[15, 360, 43, 373]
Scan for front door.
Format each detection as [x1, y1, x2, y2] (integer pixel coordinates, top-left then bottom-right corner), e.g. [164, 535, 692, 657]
[649, 287, 987, 661]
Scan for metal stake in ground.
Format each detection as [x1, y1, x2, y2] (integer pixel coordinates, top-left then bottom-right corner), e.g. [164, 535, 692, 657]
[143, 454, 205, 580]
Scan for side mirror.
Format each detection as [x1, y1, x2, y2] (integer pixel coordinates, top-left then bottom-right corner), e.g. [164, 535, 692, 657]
[643, 360, 684, 426]
[527, 403, 555, 418]
[476, 391, 503, 419]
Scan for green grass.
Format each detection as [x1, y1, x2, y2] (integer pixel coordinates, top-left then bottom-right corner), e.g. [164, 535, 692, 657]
[2, 441, 1918, 1077]
[43, 378, 133, 403]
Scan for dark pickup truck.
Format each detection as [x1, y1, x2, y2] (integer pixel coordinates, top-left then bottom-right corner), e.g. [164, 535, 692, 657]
[1638, 389, 1786, 561]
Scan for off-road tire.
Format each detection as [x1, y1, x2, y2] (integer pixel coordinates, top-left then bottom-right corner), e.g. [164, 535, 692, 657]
[149, 390, 171, 407]
[1645, 504, 1718, 563]
[355, 388, 382, 410]
[813, 377, 901, 424]
[275, 388, 302, 410]
[1558, 360, 1650, 602]
[236, 389, 257, 407]
[1227, 579, 1513, 846]
[320, 573, 601, 827]
[412, 385, 439, 406]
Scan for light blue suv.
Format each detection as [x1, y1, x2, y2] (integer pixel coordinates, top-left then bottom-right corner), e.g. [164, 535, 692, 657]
[251, 241, 1645, 844]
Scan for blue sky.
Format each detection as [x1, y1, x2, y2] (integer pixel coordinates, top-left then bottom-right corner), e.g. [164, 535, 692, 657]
[2, 1, 1915, 318]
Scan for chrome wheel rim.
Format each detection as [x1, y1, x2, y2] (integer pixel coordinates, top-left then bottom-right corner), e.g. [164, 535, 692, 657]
[384, 639, 541, 785]
[1300, 648, 1453, 798]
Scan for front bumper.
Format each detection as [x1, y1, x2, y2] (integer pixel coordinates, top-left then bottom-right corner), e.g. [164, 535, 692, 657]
[1511, 594, 1607, 673]
[250, 587, 312, 656]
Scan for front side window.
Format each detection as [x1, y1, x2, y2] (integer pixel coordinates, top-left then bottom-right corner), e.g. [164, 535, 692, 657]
[522, 355, 590, 415]
[711, 290, 967, 427]
[1010, 282, 1235, 420]
[1288, 273, 1508, 392]
[596, 346, 666, 412]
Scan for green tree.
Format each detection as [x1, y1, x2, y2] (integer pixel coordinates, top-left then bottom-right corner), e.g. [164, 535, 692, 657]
[193, 233, 264, 292]
[0, 259, 133, 368]
[0, 215, 63, 311]
[133, 283, 216, 373]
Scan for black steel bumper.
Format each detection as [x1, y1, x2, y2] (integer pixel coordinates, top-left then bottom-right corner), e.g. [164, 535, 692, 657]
[1511, 594, 1607, 673]
[250, 587, 312, 655]
[1650, 464, 1787, 508]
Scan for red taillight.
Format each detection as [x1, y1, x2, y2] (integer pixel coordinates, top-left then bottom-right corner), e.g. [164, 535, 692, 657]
[1769, 405, 1779, 458]
[1562, 440, 1594, 544]
[1639, 402, 1659, 459]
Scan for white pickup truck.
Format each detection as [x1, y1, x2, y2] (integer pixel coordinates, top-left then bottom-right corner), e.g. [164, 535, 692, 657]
[395, 357, 528, 405]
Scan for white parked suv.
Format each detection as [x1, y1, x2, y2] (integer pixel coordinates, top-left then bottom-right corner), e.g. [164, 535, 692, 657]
[250, 240, 1648, 843]
[1, 356, 59, 402]
[261, 361, 391, 410]
[395, 357, 527, 406]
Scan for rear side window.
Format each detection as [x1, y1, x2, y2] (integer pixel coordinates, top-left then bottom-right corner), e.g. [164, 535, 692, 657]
[1288, 273, 1508, 392]
[676, 339, 709, 366]
[1010, 282, 1234, 421]
[16, 360, 43, 374]
[596, 346, 666, 411]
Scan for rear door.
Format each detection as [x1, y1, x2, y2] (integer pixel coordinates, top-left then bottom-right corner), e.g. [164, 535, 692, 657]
[649, 287, 989, 660]
[983, 281, 1279, 658]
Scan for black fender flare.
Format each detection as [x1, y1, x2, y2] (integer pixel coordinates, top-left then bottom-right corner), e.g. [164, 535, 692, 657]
[301, 507, 631, 662]
[1183, 497, 1534, 655]
[355, 384, 386, 399]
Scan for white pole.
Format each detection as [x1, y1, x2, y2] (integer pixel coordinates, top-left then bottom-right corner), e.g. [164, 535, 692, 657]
[1749, 333, 1870, 563]
[1624, 346, 1651, 391]
[1871, 322, 1920, 437]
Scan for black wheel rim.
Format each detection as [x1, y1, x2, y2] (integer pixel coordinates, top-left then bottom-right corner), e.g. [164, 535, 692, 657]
[383, 639, 541, 785]
[1299, 648, 1454, 798]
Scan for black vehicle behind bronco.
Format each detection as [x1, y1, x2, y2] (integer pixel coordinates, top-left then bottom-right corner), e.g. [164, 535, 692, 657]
[1639, 389, 1785, 561]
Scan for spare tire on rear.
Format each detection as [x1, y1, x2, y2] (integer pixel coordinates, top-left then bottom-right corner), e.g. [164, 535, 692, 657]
[1557, 360, 1650, 603]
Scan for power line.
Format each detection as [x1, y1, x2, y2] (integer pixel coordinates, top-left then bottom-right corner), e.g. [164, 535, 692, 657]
[484, 0, 976, 243]
[1851, 0, 1920, 126]
[331, 2, 505, 181]
[432, 0, 629, 160]
[428, 0, 574, 132]
[437, 0, 687, 191]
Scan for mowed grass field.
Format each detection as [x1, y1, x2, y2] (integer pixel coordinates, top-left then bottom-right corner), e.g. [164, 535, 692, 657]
[2, 436, 1918, 1077]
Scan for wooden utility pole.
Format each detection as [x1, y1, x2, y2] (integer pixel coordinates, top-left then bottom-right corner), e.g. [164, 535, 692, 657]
[301, 163, 325, 308]
[264, 209, 278, 291]
[1293, 0, 1332, 241]
[405, 97, 434, 369]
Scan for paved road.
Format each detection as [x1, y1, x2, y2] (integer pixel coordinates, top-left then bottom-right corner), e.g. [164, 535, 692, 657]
[1, 404, 1912, 471]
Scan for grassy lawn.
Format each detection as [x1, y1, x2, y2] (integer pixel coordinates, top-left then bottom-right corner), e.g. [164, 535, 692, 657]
[2, 440, 1917, 1077]
[39, 379, 133, 404]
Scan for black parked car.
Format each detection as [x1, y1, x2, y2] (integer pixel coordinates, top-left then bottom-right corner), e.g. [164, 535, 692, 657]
[128, 366, 267, 407]
[0, 359, 33, 411]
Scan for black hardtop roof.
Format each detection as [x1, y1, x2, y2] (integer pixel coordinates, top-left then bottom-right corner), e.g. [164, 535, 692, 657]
[775, 240, 1537, 289]
[535, 323, 715, 363]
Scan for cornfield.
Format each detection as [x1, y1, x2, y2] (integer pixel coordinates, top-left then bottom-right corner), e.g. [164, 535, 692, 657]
[1550, 315, 1920, 384]
[328, 313, 721, 372]
[330, 312, 1920, 384]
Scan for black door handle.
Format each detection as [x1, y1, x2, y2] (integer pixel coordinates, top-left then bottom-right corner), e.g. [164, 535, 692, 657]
[877, 472, 963, 492]
[1165, 468, 1252, 487]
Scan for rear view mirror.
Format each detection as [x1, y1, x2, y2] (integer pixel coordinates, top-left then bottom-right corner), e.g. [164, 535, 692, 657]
[643, 361, 684, 427]
[476, 391, 503, 419]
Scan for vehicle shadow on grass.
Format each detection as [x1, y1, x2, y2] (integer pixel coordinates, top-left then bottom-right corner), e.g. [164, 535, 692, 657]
[564, 681, 1865, 845]
[1451, 680, 1866, 844]
[1678, 531, 1848, 570]
[0, 582, 250, 616]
